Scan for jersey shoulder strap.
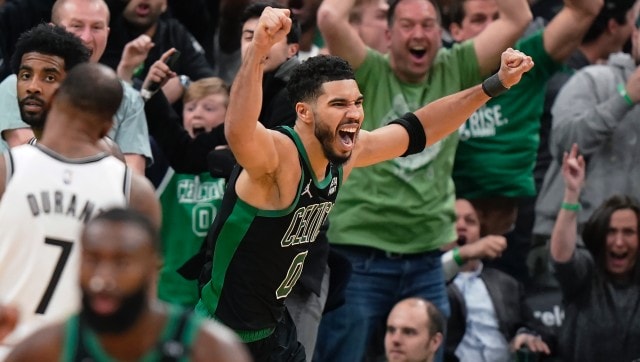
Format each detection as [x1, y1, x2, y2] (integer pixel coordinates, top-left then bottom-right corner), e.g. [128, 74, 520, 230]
[157, 307, 201, 362]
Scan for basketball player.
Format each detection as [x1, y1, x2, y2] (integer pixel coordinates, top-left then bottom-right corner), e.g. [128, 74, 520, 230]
[0, 62, 160, 357]
[6, 208, 248, 362]
[12, 24, 124, 160]
[169, 7, 533, 360]
[0, 0, 152, 173]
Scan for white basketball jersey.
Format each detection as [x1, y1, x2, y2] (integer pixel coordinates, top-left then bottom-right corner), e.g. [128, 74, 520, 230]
[0, 144, 130, 353]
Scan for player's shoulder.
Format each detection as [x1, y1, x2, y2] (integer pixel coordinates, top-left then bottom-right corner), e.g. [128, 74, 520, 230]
[190, 319, 251, 362]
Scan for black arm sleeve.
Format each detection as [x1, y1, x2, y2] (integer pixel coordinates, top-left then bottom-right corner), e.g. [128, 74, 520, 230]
[144, 90, 227, 174]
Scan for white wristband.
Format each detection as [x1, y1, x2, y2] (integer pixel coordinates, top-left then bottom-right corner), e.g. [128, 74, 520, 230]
[140, 88, 155, 102]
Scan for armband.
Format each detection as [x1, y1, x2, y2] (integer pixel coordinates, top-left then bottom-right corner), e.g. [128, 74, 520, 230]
[617, 83, 634, 106]
[452, 247, 464, 266]
[388, 112, 427, 156]
[481, 73, 509, 98]
[560, 202, 581, 212]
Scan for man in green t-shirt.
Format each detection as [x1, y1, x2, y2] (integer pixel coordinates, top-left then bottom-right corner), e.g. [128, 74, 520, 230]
[315, 0, 532, 360]
[449, 0, 602, 281]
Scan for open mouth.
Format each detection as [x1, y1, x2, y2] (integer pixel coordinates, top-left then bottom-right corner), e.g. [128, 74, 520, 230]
[608, 251, 632, 272]
[135, 3, 151, 16]
[610, 251, 629, 261]
[192, 126, 206, 137]
[338, 125, 358, 147]
[90, 293, 120, 316]
[409, 46, 427, 60]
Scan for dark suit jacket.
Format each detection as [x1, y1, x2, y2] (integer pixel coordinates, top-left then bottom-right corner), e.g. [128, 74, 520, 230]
[445, 267, 556, 361]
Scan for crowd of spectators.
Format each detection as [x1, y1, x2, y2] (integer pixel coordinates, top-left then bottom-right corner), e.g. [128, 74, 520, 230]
[1, 0, 640, 361]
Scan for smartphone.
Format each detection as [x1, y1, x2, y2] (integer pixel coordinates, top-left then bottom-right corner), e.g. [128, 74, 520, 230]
[164, 50, 181, 70]
[146, 51, 182, 93]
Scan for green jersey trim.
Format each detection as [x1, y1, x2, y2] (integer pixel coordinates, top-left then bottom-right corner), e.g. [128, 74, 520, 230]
[194, 301, 274, 342]
[280, 126, 334, 189]
[62, 307, 186, 362]
[62, 315, 79, 362]
[85, 310, 179, 361]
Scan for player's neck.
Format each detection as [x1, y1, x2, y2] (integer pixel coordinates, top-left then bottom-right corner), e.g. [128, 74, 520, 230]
[32, 127, 44, 140]
[96, 303, 167, 360]
[38, 132, 103, 159]
[294, 123, 331, 180]
[39, 110, 104, 158]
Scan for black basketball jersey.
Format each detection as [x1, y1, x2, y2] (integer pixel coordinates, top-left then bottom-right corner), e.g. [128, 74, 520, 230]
[198, 126, 342, 338]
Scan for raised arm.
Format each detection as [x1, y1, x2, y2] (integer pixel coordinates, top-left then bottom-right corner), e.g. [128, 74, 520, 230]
[416, 49, 533, 144]
[473, 0, 532, 76]
[224, 7, 291, 178]
[142, 49, 228, 174]
[144, 90, 227, 174]
[117, 34, 154, 84]
[441, 235, 506, 281]
[317, 0, 368, 69]
[542, 0, 603, 62]
[355, 48, 534, 167]
[550, 144, 585, 263]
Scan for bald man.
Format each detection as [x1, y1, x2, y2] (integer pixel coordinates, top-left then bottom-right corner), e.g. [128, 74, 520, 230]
[385, 297, 446, 362]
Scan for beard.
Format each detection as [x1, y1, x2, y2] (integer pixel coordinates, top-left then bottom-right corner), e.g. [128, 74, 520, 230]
[80, 286, 147, 334]
[18, 95, 46, 130]
[123, 11, 160, 35]
[314, 115, 351, 166]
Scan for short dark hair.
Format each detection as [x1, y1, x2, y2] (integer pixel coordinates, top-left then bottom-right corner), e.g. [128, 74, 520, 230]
[287, 55, 356, 105]
[240, 1, 302, 45]
[10, 24, 90, 74]
[55, 63, 123, 120]
[446, 0, 467, 31]
[89, 208, 160, 251]
[423, 299, 445, 337]
[583, 194, 640, 280]
[583, 0, 636, 44]
[388, 0, 442, 26]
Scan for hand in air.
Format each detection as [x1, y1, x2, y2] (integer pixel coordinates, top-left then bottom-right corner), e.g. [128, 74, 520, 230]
[562, 143, 585, 194]
[497, 48, 534, 89]
[469, 235, 507, 260]
[253, 7, 292, 56]
[141, 48, 178, 91]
